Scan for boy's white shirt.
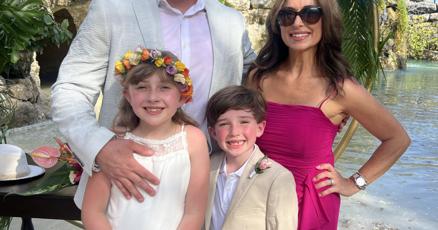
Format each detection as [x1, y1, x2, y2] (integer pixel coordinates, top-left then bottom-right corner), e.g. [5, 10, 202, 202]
[210, 147, 255, 230]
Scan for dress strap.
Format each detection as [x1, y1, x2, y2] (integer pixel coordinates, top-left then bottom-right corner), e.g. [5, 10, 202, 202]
[317, 94, 331, 109]
[180, 123, 185, 132]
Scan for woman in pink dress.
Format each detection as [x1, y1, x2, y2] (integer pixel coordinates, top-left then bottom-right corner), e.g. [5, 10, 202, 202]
[245, 0, 411, 229]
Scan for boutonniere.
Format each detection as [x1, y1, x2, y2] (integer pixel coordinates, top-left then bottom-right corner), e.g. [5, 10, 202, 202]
[249, 156, 272, 178]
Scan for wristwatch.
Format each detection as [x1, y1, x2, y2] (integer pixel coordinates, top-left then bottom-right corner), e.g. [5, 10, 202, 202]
[351, 172, 368, 190]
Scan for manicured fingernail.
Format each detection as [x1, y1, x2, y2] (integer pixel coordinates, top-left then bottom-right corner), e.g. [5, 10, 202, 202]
[313, 177, 316, 182]
[316, 165, 321, 169]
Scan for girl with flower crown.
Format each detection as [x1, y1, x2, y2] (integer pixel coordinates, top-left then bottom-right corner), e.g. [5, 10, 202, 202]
[81, 48, 210, 230]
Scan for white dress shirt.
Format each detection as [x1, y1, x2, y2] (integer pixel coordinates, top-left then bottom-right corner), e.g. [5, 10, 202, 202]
[159, 0, 213, 133]
[210, 154, 253, 230]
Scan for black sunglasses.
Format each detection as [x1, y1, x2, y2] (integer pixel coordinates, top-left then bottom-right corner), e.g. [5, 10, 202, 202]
[277, 6, 323, 26]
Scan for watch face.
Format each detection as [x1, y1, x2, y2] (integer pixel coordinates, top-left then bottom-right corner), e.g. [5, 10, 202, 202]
[356, 177, 366, 186]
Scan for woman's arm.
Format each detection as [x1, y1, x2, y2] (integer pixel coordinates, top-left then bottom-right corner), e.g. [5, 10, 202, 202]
[82, 172, 112, 230]
[315, 78, 411, 196]
[177, 126, 210, 230]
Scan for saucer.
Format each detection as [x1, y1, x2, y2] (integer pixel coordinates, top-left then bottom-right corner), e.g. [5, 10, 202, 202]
[0, 165, 45, 182]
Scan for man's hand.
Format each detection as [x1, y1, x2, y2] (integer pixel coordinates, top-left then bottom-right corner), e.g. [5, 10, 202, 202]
[95, 138, 159, 202]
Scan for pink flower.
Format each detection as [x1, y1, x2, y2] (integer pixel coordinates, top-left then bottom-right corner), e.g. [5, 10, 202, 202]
[259, 159, 271, 170]
[255, 156, 272, 174]
[30, 146, 61, 168]
[31, 137, 83, 184]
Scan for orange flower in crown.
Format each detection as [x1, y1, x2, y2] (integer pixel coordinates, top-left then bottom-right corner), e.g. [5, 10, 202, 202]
[114, 47, 193, 102]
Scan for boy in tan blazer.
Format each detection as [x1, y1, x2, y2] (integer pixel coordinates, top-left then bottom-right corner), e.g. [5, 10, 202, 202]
[204, 86, 298, 230]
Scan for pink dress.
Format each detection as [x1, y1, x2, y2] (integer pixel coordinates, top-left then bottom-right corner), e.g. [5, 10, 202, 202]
[256, 101, 340, 230]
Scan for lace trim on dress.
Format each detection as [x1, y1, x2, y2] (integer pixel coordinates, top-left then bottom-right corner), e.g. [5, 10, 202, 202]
[124, 125, 188, 157]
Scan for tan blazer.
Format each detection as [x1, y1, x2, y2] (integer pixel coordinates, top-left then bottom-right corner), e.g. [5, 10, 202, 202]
[204, 145, 298, 230]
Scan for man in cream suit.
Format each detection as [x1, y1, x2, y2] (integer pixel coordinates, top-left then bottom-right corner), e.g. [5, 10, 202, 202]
[51, 0, 256, 208]
[205, 86, 298, 230]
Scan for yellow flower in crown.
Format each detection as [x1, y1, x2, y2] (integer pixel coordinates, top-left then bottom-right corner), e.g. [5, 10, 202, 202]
[114, 47, 193, 102]
[115, 60, 125, 75]
[124, 50, 133, 60]
[175, 61, 186, 72]
[154, 58, 164, 67]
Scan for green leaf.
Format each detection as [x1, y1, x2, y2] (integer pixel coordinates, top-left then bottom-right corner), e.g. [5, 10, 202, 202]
[43, 14, 53, 25]
[0, 0, 72, 75]
[12, 163, 73, 196]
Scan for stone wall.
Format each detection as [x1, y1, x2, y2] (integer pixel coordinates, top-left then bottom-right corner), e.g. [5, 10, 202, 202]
[0, 54, 47, 128]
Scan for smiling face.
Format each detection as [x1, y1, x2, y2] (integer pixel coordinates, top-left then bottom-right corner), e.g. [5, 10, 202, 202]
[124, 73, 185, 131]
[279, 0, 322, 54]
[209, 109, 266, 163]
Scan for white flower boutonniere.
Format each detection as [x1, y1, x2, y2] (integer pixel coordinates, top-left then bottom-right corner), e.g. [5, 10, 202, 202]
[249, 156, 272, 178]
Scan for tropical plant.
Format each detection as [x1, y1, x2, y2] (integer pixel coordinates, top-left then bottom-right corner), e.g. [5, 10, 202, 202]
[335, 0, 392, 160]
[0, 0, 72, 78]
[407, 15, 437, 59]
[0, 88, 15, 144]
[0, 217, 12, 230]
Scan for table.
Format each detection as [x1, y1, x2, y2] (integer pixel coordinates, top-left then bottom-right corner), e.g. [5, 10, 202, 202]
[0, 167, 81, 230]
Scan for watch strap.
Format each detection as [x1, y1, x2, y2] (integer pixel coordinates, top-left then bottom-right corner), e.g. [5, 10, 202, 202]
[351, 171, 367, 190]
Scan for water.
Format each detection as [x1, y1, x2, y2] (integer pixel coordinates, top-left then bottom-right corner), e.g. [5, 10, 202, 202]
[337, 61, 438, 229]
[5, 61, 438, 229]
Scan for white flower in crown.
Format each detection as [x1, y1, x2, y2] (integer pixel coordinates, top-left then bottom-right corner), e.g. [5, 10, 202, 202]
[150, 49, 162, 59]
[173, 73, 186, 84]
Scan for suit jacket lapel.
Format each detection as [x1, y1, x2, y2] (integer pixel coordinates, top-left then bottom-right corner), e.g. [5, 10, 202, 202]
[224, 146, 265, 221]
[205, 152, 225, 230]
[131, 0, 164, 48]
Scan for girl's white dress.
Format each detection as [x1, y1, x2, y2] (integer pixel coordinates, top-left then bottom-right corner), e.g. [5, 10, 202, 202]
[107, 126, 191, 230]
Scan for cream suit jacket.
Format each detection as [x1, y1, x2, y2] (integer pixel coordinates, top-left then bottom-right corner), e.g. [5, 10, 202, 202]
[204, 146, 298, 230]
[51, 0, 256, 208]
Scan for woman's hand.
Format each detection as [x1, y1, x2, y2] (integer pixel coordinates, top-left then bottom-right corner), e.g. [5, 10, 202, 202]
[313, 163, 360, 197]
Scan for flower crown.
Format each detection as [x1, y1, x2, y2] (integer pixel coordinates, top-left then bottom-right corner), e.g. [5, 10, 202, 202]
[115, 48, 193, 102]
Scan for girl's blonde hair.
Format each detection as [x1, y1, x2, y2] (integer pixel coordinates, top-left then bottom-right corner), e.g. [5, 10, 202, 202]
[112, 51, 198, 134]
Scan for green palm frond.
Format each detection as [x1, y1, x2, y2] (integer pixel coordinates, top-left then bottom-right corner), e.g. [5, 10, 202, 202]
[338, 0, 381, 86]
[335, 1, 390, 160]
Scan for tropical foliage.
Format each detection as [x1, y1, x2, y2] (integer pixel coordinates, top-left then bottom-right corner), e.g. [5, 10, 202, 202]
[407, 15, 438, 59]
[335, 0, 391, 159]
[338, 0, 383, 86]
[0, 89, 15, 144]
[0, 0, 72, 78]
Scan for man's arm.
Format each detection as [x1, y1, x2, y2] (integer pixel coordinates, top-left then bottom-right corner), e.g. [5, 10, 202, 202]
[51, 0, 158, 200]
[241, 28, 257, 82]
[51, 0, 112, 175]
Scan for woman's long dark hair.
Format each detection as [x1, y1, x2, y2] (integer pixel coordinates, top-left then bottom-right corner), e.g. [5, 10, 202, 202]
[248, 0, 352, 95]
